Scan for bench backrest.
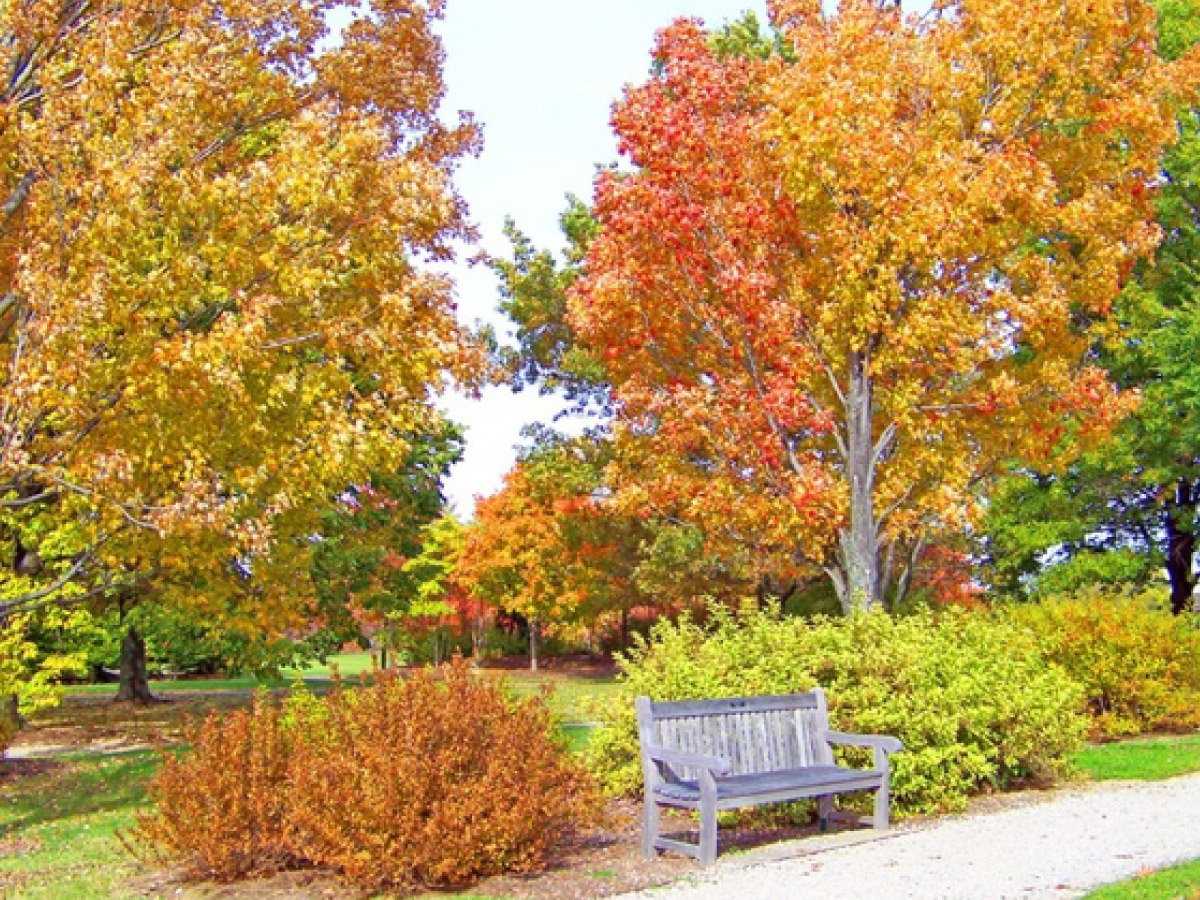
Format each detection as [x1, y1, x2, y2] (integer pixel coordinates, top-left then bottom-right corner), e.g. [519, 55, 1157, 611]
[636, 691, 834, 782]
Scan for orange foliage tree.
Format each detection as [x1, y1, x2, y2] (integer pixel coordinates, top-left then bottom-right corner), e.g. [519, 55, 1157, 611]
[571, 1, 1197, 611]
[457, 439, 654, 669]
[0, 1, 480, 689]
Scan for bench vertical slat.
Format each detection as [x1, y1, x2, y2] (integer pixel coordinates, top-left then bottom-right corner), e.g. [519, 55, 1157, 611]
[814, 688, 836, 766]
[793, 709, 808, 765]
[757, 713, 773, 771]
[760, 714, 775, 772]
[755, 714, 771, 772]
[715, 715, 732, 775]
[768, 710, 790, 769]
[783, 709, 804, 767]
[659, 718, 677, 777]
[724, 720, 744, 777]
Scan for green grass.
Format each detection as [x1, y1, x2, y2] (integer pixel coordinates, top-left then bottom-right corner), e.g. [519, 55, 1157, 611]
[1081, 858, 1200, 899]
[1072, 733, 1200, 782]
[62, 651, 376, 696]
[60, 653, 618, 722]
[0, 751, 158, 900]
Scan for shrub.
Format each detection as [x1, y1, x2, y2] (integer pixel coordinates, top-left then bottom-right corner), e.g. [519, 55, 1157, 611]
[135, 660, 599, 890]
[135, 692, 294, 880]
[1006, 588, 1200, 737]
[586, 604, 1087, 814]
[286, 659, 600, 889]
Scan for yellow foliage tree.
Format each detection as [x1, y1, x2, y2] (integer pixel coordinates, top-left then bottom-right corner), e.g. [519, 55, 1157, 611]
[0, 0, 480, 696]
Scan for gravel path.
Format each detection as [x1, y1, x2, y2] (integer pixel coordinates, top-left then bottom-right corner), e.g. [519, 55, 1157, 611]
[615, 774, 1200, 900]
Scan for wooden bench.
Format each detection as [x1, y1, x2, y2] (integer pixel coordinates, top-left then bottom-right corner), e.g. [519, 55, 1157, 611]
[635, 690, 902, 865]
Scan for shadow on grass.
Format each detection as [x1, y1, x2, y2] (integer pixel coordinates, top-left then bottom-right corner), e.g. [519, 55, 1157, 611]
[0, 751, 159, 834]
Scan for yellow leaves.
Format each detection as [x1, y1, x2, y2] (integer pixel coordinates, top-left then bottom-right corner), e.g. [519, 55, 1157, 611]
[0, 0, 480, 627]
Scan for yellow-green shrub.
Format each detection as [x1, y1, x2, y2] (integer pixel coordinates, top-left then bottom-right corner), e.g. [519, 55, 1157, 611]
[1006, 588, 1200, 737]
[586, 604, 1086, 814]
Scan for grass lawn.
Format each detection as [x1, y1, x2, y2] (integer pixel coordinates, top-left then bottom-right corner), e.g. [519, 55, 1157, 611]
[1071, 733, 1200, 782]
[0, 751, 157, 900]
[1080, 858, 1200, 899]
[61, 653, 618, 723]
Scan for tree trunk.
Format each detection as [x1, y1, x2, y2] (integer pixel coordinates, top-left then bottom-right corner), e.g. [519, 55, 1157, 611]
[471, 615, 486, 660]
[8, 694, 23, 730]
[115, 626, 156, 703]
[1165, 478, 1198, 615]
[620, 603, 630, 651]
[529, 619, 539, 672]
[830, 351, 885, 612]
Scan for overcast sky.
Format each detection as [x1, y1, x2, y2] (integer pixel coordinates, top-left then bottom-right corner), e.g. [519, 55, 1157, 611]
[432, 1, 770, 516]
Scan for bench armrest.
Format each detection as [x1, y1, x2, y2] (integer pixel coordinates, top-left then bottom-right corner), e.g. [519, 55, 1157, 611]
[826, 730, 902, 772]
[825, 731, 903, 754]
[645, 744, 732, 775]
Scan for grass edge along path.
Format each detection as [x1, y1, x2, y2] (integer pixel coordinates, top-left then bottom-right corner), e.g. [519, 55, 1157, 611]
[1080, 857, 1200, 899]
[1071, 733, 1200, 782]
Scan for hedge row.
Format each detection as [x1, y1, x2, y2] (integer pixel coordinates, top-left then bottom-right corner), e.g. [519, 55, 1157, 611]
[586, 592, 1200, 815]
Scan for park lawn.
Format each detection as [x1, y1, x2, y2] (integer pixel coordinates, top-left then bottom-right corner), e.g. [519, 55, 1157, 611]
[61, 653, 617, 722]
[0, 751, 157, 900]
[61, 651, 377, 697]
[1071, 733, 1200, 782]
[1080, 858, 1200, 899]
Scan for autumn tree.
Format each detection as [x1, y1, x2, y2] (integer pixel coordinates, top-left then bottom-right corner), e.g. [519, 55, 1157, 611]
[310, 420, 463, 666]
[571, 1, 1197, 611]
[978, 0, 1200, 613]
[455, 435, 644, 668]
[0, 0, 480, 697]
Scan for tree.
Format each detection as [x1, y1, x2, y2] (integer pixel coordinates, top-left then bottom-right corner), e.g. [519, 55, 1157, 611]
[492, 199, 609, 413]
[0, 0, 481, 697]
[978, 0, 1200, 613]
[311, 420, 464, 666]
[571, 2, 1196, 611]
[455, 435, 649, 668]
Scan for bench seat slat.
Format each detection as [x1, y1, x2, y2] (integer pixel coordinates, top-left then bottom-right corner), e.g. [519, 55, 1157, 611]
[653, 764, 882, 803]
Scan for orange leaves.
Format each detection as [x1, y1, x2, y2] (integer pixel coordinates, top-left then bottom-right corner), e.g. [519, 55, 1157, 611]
[571, 2, 1189, 603]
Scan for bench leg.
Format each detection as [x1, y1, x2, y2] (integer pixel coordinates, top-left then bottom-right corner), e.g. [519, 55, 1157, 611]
[818, 794, 835, 832]
[873, 781, 890, 830]
[642, 792, 661, 859]
[699, 774, 718, 866]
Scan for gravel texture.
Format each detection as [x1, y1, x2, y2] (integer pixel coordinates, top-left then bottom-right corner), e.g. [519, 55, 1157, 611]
[614, 773, 1200, 900]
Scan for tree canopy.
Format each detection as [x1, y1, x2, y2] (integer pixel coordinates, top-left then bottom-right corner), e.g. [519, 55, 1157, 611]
[0, 1, 481, 641]
[570, 0, 1199, 611]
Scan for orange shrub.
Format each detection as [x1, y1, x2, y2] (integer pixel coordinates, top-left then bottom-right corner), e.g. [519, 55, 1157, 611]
[286, 659, 600, 889]
[135, 693, 294, 880]
[1008, 589, 1200, 737]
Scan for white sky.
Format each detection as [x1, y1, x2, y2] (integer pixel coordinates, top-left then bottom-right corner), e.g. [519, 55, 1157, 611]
[432, 1, 770, 516]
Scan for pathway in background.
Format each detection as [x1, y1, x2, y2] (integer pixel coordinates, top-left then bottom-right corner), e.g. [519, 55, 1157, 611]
[617, 773, 1200, 900]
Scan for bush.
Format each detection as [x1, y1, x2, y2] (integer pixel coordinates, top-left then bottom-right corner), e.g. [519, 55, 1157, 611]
[287, 660, 599, 889]
[1006, 588, 1200, 737]
[586, 604, 1086, 814]
[136, 693, 294, 879]
[135, 660, 599, 889]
